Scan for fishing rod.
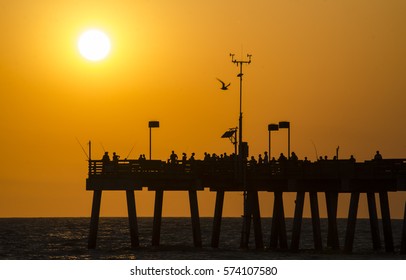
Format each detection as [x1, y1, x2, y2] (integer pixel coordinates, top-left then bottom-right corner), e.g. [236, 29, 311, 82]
[75, 137, 89, 160]
[126, 144, 136, 159]
[311, 140, 319, 161]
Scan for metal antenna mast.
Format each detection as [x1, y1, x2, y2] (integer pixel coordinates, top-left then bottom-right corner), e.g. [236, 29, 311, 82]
[230, 53, 252, 248]
[230, 53, 252, 150]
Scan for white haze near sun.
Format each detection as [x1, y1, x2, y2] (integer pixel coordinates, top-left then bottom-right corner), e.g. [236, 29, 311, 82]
[77, 29, 111, 61]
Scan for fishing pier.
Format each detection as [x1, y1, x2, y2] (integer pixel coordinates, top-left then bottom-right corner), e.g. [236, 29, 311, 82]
[86, 156, 406, 253]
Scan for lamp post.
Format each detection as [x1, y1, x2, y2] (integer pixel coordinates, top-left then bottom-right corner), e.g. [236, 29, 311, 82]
[267, 124, 279, 160]
[148, 121, 160, 160]
[230, 53, 252, 248]
[278, 121, 290, 159]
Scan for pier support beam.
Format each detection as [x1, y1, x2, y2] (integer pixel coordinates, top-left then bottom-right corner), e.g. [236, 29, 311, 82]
[366, 192, 381, 250]
[240, 192, 251, 249]
[309, 192, 323, 251]
[211, 191, 224, 248]
[291, 192, 322, 251]
[344, 192, 360, 253]
[126, 190, 139, 249]
[345, 192, 393, 253]
[290, 191, 305, 252]
[270, 191, 288, 250]
[240, 191, 263, 249]
[325, 192, 339, 249]
[250, 190, 264, 249]
[189, 190, 202, 247]
[152, 190, 164, 246]
[152, 189, 202, 247]
[379, 191, 394, 252]
[88, 190, 102, 249]
[401, 202, 406, 254]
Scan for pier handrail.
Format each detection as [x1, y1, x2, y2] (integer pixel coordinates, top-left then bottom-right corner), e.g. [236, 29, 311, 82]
[88, 158, 406, 180]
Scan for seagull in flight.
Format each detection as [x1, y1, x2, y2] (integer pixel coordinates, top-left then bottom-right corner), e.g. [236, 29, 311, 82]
[216, 78, 230, 90]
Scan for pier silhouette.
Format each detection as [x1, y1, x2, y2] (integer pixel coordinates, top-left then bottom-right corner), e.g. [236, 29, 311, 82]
[85, 53, 406, 254]
[86, 153, 406, 254]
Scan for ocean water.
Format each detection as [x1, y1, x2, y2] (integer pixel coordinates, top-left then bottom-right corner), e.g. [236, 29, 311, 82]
[0, 217, 404, 260]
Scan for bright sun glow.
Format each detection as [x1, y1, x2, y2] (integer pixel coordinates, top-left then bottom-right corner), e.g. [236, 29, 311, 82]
[77, 29, 111, 61]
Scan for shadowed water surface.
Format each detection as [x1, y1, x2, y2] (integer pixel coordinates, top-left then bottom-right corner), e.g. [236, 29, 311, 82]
[0, 218, 404, 260]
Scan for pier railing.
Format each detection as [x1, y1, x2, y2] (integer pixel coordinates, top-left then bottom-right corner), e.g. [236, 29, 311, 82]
[88, 158, 406, 180]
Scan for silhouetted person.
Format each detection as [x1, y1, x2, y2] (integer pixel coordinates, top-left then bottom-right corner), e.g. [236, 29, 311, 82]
[182, 153, 187, 165]
[189, 152, 195, 162]
[102, 152, 110, 173]
[137, 154, 146, 171]
[112, 152, 120, 172]
[263, 151, 269, 164]
[304, 157, 310, 163]
[349, 155, 356, 163]
[102, 152, 110, 164]
[374, 150, 383, 161]
[169, 151, 178, 164]
[290, 152, 298, 161]
[113, 152, 120, 163]
[249, 156, 257, 169]
[278, 153, 287, 162]
[258, 154, 263, 164]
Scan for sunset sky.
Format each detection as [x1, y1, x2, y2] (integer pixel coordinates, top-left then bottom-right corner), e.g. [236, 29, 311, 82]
[1, 0, 405, 218]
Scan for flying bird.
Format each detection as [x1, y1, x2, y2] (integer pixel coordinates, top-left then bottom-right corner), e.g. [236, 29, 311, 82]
[216, 78, 230, 90]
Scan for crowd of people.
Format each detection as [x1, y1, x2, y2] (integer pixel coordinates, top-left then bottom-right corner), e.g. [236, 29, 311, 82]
[164, 150, 385, 167]
[99, 149, 385, 172]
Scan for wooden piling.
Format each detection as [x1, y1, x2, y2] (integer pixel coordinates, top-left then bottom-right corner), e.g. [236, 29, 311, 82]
[211, 190, 224, 248]
[290, 191, 305, 252]
[126, 190, 139, 248]
[269, 193, 278, 249]
[88, 190, 102, 249]
[309, 192, 322, 251]
[152, 190, 164, 246]
[325, 192, 339, 249]
[344, 192, 360, 253]
[270, 191, 288, 250]
[277, 192, 288, 249]
[366, 192, 381, 250]
[379, 191, 394, 252]
[251, 191, 263, 249]
[240, 192, 251, 249]
[188, 190, 202, 247]
[401, 202, 406, 254]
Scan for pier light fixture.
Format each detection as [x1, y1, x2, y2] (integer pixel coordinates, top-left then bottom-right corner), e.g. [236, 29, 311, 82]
[149, 121, 160, 160]
[221, 127, 238, 156]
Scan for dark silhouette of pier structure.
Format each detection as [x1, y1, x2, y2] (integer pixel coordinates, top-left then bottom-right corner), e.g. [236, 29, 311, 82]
[86, 153, 406, 253]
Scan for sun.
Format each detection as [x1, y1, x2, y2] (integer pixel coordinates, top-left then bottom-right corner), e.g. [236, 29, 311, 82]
[77, 29, 111, 61]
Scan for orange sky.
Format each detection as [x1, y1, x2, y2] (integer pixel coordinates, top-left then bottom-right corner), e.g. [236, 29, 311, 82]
[0, 0, 405, 218]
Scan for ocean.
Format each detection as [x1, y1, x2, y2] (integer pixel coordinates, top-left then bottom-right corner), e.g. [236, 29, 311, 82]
[0, 217, 405, 260]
